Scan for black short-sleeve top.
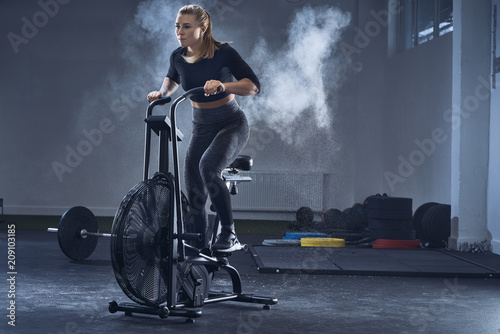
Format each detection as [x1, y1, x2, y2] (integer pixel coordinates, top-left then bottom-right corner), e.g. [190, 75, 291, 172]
[166, 43, 260, 102]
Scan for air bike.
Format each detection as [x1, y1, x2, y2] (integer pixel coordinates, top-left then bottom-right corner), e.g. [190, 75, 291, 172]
[108, 87, 278, 322]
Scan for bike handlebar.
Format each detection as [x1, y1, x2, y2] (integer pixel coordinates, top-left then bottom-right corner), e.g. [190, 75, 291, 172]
[147, 85, 222, 116]
[181, 85, 222, 99]
[181, 87, 206, 99]
[146, 96, 172, 117]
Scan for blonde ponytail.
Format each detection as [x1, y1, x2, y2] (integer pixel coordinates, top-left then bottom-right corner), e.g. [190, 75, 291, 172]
[179, 5, 225, 63]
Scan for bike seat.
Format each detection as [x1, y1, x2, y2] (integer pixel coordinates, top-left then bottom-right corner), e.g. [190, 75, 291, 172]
[228, 155, 252, 171]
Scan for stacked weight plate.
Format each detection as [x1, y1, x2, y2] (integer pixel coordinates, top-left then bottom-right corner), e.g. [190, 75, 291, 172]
[367, 196, 415, 240]
[413, 202, 451, 247]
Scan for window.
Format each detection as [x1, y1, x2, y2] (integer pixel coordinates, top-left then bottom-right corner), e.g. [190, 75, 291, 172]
[438, 0, 453, 36]
[397, 0, 453, 52]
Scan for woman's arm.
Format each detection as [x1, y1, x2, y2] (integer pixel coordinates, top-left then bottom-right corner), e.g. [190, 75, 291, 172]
[147, 77, 179, 102]
[204, 78, 258, 97]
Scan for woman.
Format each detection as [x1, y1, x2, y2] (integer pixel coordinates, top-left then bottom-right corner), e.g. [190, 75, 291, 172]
[147, 5, 260, 252]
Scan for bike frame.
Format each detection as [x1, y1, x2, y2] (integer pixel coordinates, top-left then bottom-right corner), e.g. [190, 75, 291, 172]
[109, 87, 277, 320]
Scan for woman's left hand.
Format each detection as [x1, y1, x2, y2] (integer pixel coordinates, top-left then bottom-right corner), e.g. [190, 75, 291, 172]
[204, 80, 225, 96]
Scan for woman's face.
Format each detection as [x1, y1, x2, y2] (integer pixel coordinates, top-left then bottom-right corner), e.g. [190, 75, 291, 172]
[175, 14, 204, 48]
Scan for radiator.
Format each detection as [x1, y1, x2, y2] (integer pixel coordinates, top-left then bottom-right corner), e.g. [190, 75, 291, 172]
[230, 171, 325, 212]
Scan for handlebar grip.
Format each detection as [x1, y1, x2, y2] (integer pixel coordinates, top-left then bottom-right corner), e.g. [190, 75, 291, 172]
[149, 96, 171, 107]
[181, 85, 223, 99]
[182, 87, 206, 99]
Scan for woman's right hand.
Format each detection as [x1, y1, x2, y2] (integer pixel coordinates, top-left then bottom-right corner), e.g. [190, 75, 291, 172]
[147, 91, 162, 102]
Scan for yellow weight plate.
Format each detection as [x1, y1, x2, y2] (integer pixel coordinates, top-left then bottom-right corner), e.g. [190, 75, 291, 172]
[300, 238, 345, 247]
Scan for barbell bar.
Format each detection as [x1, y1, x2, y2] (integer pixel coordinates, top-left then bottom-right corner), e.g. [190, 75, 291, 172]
[47, 228, 112, 238]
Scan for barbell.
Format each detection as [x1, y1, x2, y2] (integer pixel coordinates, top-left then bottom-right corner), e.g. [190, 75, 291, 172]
[47, 206, 111, 261]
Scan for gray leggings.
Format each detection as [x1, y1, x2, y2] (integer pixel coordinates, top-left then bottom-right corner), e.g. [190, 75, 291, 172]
[184, 99, 249, 242]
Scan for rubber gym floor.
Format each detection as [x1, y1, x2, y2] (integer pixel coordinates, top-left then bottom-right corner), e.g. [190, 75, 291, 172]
[2, 226, 500, 334]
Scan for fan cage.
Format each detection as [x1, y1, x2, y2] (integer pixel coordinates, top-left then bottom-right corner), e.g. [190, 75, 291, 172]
[110, 175, 174, 306]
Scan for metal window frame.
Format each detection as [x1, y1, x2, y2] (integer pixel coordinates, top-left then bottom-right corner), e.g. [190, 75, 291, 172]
[397, 0, 452, 52]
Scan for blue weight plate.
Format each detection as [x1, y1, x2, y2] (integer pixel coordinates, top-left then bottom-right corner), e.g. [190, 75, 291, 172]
[284, 232, 327, 240]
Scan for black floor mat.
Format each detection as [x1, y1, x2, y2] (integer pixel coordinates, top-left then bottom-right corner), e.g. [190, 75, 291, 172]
[250, 245, 500, 278]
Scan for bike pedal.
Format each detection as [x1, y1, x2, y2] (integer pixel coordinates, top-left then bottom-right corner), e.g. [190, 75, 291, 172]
[213, 250, 232, 257]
